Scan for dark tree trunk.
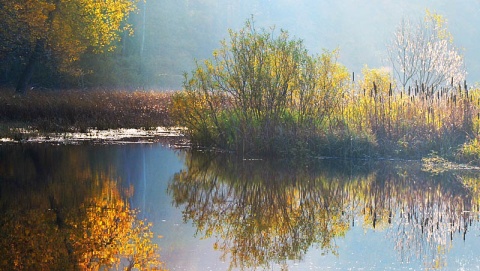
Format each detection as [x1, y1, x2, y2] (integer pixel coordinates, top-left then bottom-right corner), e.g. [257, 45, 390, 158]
[15, 39, 44, 94]
[15, 0, 58, 94]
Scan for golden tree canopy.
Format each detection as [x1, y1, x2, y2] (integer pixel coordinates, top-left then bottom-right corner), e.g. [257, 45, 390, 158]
[0, 0, 137, 71]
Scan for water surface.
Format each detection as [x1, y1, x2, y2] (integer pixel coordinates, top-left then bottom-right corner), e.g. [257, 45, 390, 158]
[1, 143, 479, 270]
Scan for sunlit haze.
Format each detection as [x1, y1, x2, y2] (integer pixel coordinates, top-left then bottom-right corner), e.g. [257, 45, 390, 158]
[135, 0, 480, 89]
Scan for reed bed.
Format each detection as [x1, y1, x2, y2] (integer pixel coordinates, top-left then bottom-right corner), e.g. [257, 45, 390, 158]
[173, 78, 480, 159]
[0, 88, 175, 132]
[339, 81, 479, 158]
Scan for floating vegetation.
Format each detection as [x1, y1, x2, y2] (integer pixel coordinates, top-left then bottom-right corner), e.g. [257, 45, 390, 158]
[422, 153, 480, 174]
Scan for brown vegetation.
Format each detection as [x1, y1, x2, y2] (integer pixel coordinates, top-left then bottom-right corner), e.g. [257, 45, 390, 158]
[0, 88, 175, 134]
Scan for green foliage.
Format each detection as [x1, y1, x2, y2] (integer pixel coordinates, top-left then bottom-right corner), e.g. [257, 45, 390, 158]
[172, 18, 479, 159]
[173, 21, 479, 159]
[79, 53, 144, 89]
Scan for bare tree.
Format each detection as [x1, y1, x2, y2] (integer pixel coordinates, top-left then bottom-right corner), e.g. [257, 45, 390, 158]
[387, 11, 466, 92]
[388, 18, 418, 91]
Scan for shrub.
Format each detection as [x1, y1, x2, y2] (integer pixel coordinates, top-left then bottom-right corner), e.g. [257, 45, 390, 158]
[173, 19, 349, 156]
[456, 138, 480, 165]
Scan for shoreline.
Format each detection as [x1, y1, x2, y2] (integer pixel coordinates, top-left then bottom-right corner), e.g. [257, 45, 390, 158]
[0, 126, 190, 148]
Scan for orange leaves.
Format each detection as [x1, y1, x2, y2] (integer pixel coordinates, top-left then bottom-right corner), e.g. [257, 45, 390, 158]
[0, 0, 52, 43]
[0, 143, 169, 271]
[0, 209, 69, 270]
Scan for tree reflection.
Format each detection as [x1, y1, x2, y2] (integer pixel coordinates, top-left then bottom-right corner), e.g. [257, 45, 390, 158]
[0, 145, 165, 271]
[169, 152, 480, 270]
[169, 153, 371, 269]
[70, 178, 163, 271]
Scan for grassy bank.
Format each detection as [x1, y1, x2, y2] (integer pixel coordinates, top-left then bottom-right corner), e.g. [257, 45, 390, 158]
[0, 88, 175, 138]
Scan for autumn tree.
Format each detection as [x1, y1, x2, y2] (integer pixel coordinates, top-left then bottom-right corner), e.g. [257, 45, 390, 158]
[0, 0, 137, 93]
[387, 11, 466, 92]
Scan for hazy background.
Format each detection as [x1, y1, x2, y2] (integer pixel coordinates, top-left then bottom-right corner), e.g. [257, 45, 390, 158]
[130, 0, 480, 90]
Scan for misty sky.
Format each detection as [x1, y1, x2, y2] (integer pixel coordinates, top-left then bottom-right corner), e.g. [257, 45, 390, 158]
[254, 0, 480, 82]
[143, 0, 480, 88]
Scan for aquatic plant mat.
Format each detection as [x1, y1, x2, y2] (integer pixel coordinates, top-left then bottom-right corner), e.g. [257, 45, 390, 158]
[422, 154, 480, 174]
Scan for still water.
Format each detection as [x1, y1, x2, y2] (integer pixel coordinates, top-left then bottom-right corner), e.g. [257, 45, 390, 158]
[1, 143, 480, 270]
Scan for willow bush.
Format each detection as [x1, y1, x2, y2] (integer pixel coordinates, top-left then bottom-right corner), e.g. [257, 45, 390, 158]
[172, 19, 351, 156]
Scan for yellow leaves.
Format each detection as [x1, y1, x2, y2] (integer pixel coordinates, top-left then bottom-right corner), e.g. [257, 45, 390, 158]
[1, 0, 52, 42]
[0, 208, 67, 270]
[425, 9, 453, 44]
[170, 154, 359, 269]
[70, 178, 163, 271]
[1, 0, 137, 75]
[425, 9, 445, 25]
[179, 19, 353, 152]
[78, 0, 137, 52]
[359, 66, 394, 95]
[0, 148, 167, 271]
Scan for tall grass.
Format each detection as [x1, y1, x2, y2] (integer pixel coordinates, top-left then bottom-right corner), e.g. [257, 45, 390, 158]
[0, 88, 174, 132]
[173, 75, 480, 159]
[339, 78, 477, 158]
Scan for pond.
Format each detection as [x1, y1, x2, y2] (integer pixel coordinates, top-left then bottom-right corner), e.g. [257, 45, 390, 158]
[1, 143, 480, 270]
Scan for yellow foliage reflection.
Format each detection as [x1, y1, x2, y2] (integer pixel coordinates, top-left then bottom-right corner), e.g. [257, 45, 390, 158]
[0, 146, 165, 271]
[170, 154, 360, 269]
[71, 178, 164, 271]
